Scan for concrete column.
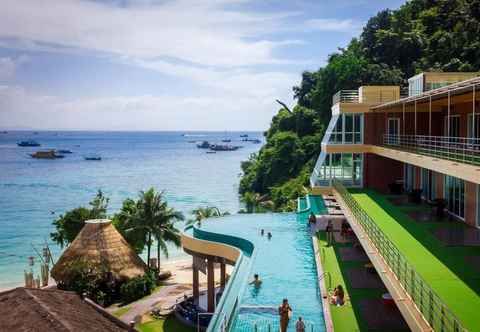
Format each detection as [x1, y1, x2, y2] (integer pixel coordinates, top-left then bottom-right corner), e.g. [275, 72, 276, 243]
[192, 259, 199, 304]
[220, 262, 226, 289]
[207, 259, 215, 312]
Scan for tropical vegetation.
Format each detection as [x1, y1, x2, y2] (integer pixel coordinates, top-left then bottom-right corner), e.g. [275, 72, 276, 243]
[187, 206, 230, 226]
[50, 188, 184, 305]
[240, 0, 480, 211]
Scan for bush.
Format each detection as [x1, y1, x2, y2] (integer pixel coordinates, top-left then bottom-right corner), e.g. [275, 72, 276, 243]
[120, 271, 156, 303]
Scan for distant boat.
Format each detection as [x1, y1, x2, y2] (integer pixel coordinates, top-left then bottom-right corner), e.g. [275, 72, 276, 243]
[84, 154, 101, 161]
[209, 144, 240, 151]
[206, 151, 216, 154]
[33, 132, 39, 135]
[196, 141, 211, 149]
[221, 139, 231, 143]
[30, 150, 64, 159]
[17, 140, 41, 147]
[240, 134, 248, 138]
[1, 131, 7, 134]
[251, 139, 261, 144]
[57, 149, 73, 154]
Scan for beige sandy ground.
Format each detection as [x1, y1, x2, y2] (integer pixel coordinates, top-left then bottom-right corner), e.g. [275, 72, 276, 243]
[161, 258, 233, 285]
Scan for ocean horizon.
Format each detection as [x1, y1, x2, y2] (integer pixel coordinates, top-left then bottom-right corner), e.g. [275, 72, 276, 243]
[0, 130, 263, 289]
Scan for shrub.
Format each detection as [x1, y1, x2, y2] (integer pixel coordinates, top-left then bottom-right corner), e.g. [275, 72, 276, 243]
[120, 271, 156, 303]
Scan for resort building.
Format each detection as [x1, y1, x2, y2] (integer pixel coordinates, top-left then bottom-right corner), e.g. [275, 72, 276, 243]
[309, 72, 480, 332]
[175, 72, 480, 332]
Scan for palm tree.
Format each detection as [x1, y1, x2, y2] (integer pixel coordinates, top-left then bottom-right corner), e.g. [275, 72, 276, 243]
[188, 206, 230, 226]
[123, 188, 172, 268]
[153, 205, 184, 272]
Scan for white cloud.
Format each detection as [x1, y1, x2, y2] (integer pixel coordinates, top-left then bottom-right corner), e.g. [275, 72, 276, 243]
[0, 0, 300, 67]
[0, 81, 297, 131]
[303, 18, 359, 32]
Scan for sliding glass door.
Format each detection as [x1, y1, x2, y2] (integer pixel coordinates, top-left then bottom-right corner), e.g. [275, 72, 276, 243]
[445, 175, 465, 219]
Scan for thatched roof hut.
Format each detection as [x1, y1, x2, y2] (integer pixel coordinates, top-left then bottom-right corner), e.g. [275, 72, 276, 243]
[51, 219, 147, 285]
[0, 287, 136, 331]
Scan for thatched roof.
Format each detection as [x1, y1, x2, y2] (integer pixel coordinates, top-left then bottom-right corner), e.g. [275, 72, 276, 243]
[51, 219, 147, 284]
[0, 287, 135, 331]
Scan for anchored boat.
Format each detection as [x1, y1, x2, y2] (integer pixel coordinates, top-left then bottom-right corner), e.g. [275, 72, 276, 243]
[30, 150, 64, 159]
[18, 140, 41, 147]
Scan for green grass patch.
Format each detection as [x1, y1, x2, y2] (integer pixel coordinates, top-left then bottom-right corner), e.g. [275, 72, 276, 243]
[111, 306, 130, 318]
[349, 189, 480, 332]
[317, 231, 408, 332]
[136, 316, 194, 332]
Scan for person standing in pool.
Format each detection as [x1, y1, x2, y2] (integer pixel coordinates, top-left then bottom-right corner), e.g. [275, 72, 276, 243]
[278, 298, 292, 332]
[267, 232, 272, 240]
[260, 229, 265, 236]
[296, 316, 306, 332]
[249, 274, 262, 287]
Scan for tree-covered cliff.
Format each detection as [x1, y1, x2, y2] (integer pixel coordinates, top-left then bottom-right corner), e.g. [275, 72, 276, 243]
[240, 0, 480, 211]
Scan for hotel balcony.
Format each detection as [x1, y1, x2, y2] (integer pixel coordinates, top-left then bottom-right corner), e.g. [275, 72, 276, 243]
[331, 86, 401, 115]
[383, 135, 480, 166]
[377, 134, 480, 184]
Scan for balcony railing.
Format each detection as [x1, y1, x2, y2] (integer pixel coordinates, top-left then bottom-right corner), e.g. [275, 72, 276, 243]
[332, 88, 423, 106]
[332, 179, 467, 332]
[332, 90, 359, 104]
[383, 135, 480, 166]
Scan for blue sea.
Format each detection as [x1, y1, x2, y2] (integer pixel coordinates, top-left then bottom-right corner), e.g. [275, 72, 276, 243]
[0, 131, 262, 289]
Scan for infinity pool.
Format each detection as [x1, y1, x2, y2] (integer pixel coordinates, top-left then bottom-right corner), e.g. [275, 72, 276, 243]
[199, 213, 326, 332]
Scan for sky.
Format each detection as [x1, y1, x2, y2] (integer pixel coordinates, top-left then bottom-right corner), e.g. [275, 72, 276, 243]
[0, 0, 404, 131]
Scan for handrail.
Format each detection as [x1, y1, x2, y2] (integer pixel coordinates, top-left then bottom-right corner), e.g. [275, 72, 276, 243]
[383, 134, 480, 167]
[234, 317, 317, 332]
[332, 90, 358, 104]
[332, 179, 467, 332]
[297, 194, 311, 213]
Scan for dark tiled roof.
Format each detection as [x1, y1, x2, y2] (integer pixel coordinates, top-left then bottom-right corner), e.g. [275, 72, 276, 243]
[0, 287, 133, 332]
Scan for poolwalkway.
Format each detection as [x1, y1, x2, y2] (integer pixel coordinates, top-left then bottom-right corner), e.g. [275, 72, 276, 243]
[349, 189, 480, 332]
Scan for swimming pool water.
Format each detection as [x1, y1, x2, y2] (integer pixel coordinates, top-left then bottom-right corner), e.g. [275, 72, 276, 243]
[198, 213, 326, 332]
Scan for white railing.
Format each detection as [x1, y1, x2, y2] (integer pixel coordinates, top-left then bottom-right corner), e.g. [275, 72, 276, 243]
[383, 134, 480, 166]
[332, 90, 359, 104]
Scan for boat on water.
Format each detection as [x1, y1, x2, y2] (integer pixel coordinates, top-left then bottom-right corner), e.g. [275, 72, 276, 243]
[17, 140, 41, 147]
[30, 150, 64, 159]
[209, 144, 240, 151]
[1, 131, 7, 134]
[85, 154, 102, 161]
[251, 139, 261, 144]
[221, 139, 231, 143]
[240, 134, 248, 138]
[196, 141, 211, 149]
[57, 149, 73, 154]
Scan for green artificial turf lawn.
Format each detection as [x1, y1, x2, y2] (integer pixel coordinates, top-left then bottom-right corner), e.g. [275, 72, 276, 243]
[136, 316, 194, 332]
[349, 189, 480, 332]
[317, 231, 410, 332]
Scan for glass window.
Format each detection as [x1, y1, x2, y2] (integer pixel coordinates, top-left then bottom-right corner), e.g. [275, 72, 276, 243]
[444, 175, 465, 219]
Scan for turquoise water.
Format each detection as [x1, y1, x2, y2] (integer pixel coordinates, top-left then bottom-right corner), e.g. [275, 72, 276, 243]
[0, 131, 262, 289]
[198, 214, 326, 332]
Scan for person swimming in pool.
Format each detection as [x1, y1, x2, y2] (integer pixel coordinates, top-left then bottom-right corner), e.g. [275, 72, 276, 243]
[249, 273, 262, 287]
[261, 229, 265, 236]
